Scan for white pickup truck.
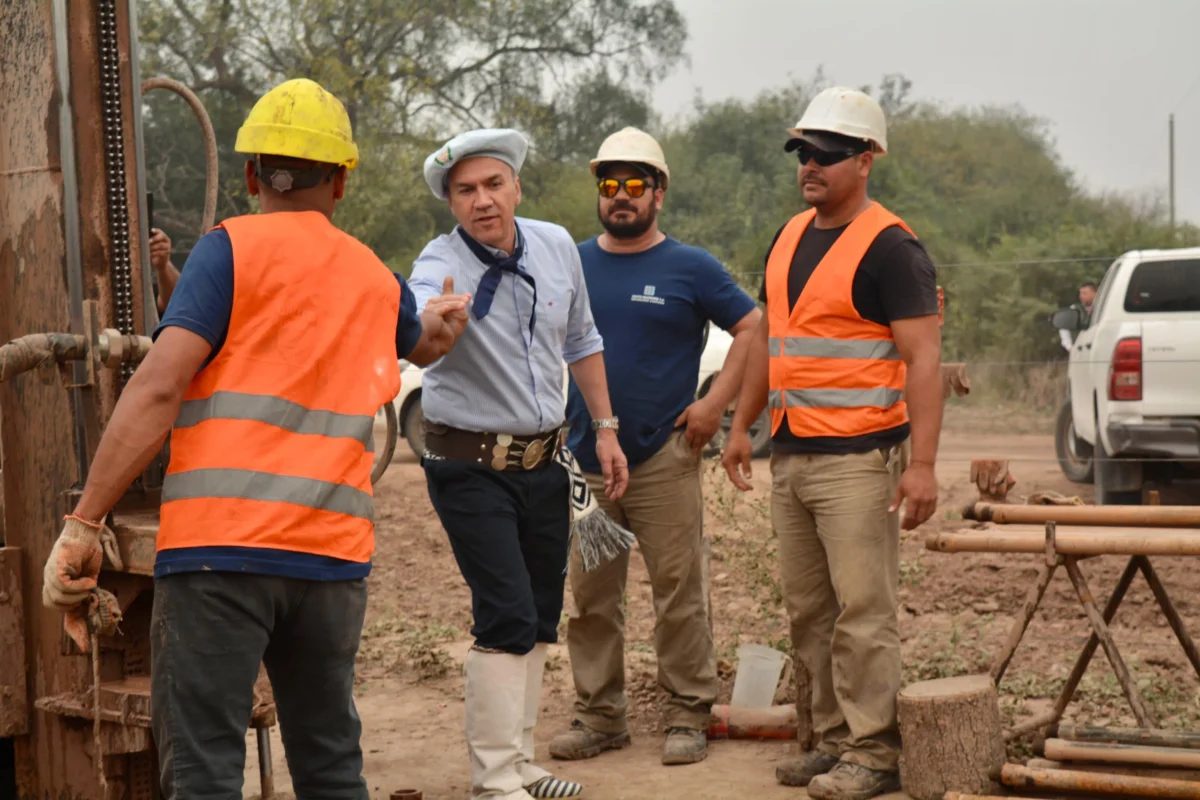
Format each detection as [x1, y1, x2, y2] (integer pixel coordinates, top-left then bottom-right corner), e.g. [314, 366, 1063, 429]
[1054, 246, 1200, 504]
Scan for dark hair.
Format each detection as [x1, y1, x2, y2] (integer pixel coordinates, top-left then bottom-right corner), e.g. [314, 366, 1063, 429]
[1080, 281, 1097, 290]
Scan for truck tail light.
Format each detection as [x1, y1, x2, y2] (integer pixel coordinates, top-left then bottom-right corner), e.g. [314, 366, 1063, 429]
[1108, 337, 1142, 401]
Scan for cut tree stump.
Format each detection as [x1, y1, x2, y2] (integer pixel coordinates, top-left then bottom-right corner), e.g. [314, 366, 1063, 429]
[898, 674, 1005, 800]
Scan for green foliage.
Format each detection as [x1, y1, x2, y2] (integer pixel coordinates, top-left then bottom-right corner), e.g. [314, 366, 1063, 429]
[137, 6, 1200, 371]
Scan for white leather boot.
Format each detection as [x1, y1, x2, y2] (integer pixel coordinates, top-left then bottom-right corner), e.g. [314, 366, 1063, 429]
[519, 644, 584, 798]
[464, 647, 533, 799]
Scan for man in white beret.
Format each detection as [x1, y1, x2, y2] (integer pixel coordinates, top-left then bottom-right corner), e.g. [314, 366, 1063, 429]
[409, 127, 630, 800]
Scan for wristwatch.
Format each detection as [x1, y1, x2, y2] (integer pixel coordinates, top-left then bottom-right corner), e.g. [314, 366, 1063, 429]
[591, 417, 619, 432]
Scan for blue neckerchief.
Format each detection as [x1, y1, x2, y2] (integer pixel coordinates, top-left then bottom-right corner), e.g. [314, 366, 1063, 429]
[458, 224, 536, 336]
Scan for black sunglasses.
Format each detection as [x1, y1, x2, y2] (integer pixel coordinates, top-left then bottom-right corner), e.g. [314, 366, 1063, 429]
[795, 142, 866, 167]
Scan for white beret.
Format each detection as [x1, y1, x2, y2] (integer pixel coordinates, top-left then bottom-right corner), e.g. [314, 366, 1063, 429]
[423, 128, 530, 200]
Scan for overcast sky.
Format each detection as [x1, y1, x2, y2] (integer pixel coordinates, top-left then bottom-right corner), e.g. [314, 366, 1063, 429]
[653, 0, 1200, 225]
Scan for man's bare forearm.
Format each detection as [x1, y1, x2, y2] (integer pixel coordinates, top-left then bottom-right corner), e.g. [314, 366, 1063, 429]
[155, 264, 181, 315]
[705, 329, 755, 412]
[406, 312, 453, 366]
[568, 352, 615, 420]
[730, 315, 770, 433]
[905, 355, 943, 466]
[74, 377, 183, 520]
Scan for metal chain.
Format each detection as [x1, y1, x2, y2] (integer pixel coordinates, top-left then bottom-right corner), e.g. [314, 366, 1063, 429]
[97, 0, 135, 384]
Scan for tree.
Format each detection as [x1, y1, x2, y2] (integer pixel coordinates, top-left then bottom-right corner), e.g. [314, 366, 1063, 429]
[138, 0, 686, 257]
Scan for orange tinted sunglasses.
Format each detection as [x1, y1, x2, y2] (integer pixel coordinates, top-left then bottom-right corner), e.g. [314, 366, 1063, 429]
[598, 177, 654, 199]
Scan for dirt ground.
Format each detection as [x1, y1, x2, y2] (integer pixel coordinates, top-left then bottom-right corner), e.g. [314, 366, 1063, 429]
[242, 402, 1200, 798]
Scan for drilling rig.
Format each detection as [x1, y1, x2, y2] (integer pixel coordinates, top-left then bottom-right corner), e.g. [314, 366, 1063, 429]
[0, 2, 306, 796]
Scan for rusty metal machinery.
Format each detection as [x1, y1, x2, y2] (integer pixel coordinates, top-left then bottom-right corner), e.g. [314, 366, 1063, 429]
[0, 2, 283, 797]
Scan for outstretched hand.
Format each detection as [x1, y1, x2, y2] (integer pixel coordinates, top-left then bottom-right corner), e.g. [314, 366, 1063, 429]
[424, 276, 471, 332]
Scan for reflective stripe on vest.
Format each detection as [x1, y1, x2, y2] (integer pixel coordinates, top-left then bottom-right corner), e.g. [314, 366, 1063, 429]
[158, 211, 402, 562]
[175, 390, 377, 452]
[764, 202, 913, 440]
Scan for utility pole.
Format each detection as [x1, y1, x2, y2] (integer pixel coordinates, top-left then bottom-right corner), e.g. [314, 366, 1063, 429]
[1169, 113, 1176, 230]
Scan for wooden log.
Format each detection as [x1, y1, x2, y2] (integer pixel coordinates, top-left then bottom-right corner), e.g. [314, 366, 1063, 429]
[964, 502, 1200, 528]
[944, 795, 1038, 800]
[1029, 757, 1200, 782]
[1054, 723, 1200, 751]
[997, 763, 1200, 798]
[926, 528, 1200, 557]
[1045, 738, 1200, 769]
[897, 674, 1005, 800]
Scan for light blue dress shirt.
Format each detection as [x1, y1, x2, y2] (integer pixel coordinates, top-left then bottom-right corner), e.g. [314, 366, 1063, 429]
[408, 217, 605, 436]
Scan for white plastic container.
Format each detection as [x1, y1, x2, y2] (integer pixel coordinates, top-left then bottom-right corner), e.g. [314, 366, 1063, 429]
[730, 644, 792, 708]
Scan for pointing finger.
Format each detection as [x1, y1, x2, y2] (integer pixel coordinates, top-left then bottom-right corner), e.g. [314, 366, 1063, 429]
[442, 275, 455, 295]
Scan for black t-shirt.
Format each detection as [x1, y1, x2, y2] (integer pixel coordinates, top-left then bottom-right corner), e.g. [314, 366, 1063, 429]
[759, 221, 939, 455]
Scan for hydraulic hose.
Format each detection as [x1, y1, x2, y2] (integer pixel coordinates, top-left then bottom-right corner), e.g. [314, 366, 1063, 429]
[141, 77, 218, 233]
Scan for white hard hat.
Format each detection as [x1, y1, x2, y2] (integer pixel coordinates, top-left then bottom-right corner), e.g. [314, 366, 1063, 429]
[788, 86, 888, 155]
[590, 126, 670, 188]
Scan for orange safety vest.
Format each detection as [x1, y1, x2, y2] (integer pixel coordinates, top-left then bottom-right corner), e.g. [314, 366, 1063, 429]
[158, 211, 402, 563]
[765, 201, 913, 439]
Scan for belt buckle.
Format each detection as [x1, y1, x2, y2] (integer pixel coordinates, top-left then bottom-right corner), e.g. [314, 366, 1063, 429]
[521, 438, 545, 470]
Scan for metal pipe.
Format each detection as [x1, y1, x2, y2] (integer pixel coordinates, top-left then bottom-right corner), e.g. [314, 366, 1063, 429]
[126, 0, 157, 331]
[963, 502, 1200, 528]
[1045, 738, 1200, 769]
[996, 763, 1200, 798]
[51, 0, 93, 482]
[0, 334, 88, 382]
[257, 726, 274, 798]
[926, 529, 1200, 557]
[1054, 723, 1200, 751]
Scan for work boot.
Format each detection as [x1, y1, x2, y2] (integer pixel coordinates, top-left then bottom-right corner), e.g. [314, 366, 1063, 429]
[549, 720, 631, 761]
[807, 761, 900, 800]
[662, 727, 708, 765]
[464, 647, 532, 799]
[776, 750, 839, 786]
[518, 644, 583, 798]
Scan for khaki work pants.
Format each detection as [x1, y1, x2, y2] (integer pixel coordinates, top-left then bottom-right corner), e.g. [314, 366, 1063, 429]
[771, 442, 907, 772]
[566, 431, 718, 733]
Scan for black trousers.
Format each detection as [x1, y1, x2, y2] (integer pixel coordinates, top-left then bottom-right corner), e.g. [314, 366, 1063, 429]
[151, 572, 369, 799]
[424, 457, 570, 654]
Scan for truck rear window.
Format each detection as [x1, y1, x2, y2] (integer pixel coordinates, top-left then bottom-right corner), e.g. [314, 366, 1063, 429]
[1124, 259, 1200, 312]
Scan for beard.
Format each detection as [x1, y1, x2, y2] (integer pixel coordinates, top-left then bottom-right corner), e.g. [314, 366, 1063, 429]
[598, 200, 657, 239]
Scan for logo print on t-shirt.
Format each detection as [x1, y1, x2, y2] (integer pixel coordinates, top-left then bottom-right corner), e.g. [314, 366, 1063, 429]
[631, 284, 665, 306]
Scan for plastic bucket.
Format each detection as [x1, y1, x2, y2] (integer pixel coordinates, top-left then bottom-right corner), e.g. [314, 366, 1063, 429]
[730, 644, 792, 708]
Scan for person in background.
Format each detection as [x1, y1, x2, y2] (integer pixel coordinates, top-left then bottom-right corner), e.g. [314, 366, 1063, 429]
[551, 127, 761, 768]
[409, 127, 629, 800]
[723, 86, 943, 800]
[149, 227, 180, 315]
[1058, 281, 1097, 351]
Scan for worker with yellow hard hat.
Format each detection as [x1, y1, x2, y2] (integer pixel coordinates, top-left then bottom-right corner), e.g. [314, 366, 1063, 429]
[40, 77, 472, 795]
[723, 86, 943, 800]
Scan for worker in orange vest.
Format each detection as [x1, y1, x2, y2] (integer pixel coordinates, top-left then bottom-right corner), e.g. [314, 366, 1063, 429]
[722, 87, 943, 800]
[40, 78, 471, 796]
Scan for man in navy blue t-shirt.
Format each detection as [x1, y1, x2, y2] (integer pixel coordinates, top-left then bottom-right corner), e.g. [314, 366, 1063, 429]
[553, 127, 760, 767]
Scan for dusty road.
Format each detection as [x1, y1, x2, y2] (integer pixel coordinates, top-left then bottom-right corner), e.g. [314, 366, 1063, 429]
[242, 412, 1200, 798]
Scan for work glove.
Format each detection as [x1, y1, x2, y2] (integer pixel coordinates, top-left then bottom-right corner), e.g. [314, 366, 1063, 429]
[42, 515, 124, 652]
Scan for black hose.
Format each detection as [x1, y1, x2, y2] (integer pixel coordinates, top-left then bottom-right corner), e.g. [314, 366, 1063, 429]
[371, 402, 399, 486]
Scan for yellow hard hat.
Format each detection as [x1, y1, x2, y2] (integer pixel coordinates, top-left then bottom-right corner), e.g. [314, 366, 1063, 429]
[235, 78, 359, 170]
